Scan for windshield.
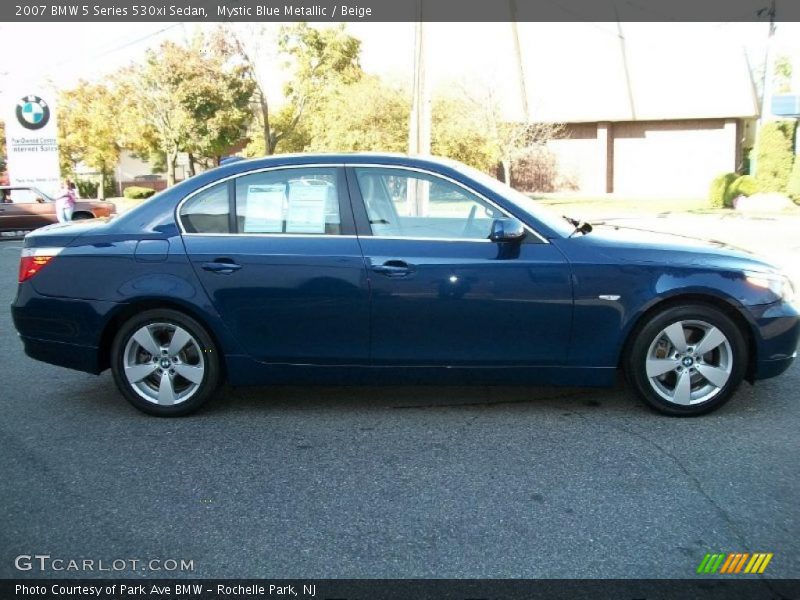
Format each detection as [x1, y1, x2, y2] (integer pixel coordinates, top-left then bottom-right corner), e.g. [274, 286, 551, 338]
[454, 164, 574, 237]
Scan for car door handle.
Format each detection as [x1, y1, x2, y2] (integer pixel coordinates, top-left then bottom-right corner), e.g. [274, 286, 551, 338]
[371, 260, 414, 277]
[202, 260, 242, 274]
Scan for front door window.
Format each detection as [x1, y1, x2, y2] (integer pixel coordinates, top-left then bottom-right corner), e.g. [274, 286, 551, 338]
[354, 167, 507, 240]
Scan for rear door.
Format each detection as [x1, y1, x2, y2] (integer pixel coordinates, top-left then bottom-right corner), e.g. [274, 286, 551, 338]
[348, 165, 573, 367]
[180, 166, 370, 364]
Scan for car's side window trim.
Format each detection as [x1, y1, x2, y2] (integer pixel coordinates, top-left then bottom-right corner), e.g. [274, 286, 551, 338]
[226, 178, 236, 234]
[344, 164, 549, 244]
[176, 164, 356, 237]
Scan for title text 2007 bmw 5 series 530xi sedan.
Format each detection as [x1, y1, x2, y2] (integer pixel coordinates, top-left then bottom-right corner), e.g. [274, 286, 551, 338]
[11, 154, 800, 416]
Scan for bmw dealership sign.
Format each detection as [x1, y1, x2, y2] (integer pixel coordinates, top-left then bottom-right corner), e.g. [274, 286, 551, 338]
[5, 93, 61, 195]
[16, 95, 52, 130]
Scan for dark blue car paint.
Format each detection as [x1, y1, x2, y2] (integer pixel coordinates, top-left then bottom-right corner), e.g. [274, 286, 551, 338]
[359, 237, 573, 366]
[183, 234, 371, 364]
[10, 154, 800, 388]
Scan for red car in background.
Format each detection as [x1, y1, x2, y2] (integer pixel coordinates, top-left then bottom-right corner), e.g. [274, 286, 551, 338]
[0, 186, 115, 238]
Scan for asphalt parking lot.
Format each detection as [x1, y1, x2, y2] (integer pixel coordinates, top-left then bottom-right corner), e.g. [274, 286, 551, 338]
[0, 237, 798, 580]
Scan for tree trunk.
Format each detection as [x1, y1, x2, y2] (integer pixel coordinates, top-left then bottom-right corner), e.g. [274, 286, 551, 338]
[166, 149, 178, 187]
[501, 158, 512, 185]
[187, 152, 196, 177]
[98, 171, 106, 200]
[260, 94, 273, 156]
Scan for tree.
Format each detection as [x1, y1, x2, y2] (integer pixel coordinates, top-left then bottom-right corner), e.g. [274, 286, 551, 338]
[115, 53, 191, 186]
[178, 32, 255, 172]
[432, 94, 495, 173]
[302, 76, 409, 153]
[225, 23, 281, 156]
[774, 54, 793, 94]
[451, 83, 562, 184]
[277, 23, 363, 148]
[58, 81, 121, 198]
[229, 23, 363, 156]
[115, 34, 255, 185]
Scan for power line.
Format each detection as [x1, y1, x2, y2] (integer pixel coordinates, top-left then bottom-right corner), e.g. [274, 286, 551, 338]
[59, 23, 185, 68]
[536, 0, 625, 39]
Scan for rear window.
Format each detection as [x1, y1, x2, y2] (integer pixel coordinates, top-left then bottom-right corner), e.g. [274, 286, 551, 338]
[179, 183, 230, 234]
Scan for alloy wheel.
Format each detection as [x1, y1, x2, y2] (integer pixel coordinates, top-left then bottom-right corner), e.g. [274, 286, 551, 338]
[645, 319, 733, 406]
[122, 322, 205, 406]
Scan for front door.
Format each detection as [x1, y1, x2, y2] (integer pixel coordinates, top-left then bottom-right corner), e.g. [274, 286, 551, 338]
[180, 166, 370, 364]
[348, 166, 573, 367]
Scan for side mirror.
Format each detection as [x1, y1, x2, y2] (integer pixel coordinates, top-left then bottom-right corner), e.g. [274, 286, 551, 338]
[489, 218, 526, 243]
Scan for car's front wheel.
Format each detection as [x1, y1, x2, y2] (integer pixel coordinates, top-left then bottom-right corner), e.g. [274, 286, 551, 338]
[110, 309, 221, 416]
[625, 304, 748, 416]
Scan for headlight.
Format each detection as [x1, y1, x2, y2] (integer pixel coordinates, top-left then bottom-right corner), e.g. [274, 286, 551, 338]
[745, 272, 795, 302]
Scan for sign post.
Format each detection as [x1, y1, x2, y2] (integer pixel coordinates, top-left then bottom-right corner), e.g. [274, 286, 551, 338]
[5, 93, 61, 196]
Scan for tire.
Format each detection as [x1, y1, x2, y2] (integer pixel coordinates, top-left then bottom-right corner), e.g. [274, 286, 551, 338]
[624, 303, 748, 416]
[71, 212, 94, 220]
[111, 309, 221, 416]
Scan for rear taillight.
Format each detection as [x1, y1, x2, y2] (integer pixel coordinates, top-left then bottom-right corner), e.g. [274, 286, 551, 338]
[19, 247, 63, 282]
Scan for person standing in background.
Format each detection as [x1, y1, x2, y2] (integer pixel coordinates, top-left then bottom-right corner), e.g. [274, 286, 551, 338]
[54, 179, 76, 223]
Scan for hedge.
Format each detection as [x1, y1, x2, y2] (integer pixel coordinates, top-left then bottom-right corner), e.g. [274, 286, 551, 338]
[755, 120, 795, 193]
[123, 186, 157, 199]
[76, 180, 99, 199]
[787, 159, 800, 202]
[709, 172, 737, 208]
[726, 175, 760, 208]
[709, 173, 761, 208]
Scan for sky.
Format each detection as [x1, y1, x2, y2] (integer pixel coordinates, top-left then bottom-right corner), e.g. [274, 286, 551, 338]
[1, 21, 799, 113]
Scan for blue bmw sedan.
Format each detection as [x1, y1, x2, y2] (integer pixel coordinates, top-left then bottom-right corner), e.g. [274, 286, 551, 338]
[11, 154, 799, 416]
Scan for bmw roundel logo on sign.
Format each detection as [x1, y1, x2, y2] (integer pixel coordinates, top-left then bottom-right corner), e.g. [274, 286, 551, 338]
[15, 95, 50, 130]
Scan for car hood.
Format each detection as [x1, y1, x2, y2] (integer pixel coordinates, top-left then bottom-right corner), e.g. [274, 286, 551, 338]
[570, 224, 781, 274]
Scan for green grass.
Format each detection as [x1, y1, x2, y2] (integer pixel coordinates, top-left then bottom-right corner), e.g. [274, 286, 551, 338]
[531, 194, 712, 216]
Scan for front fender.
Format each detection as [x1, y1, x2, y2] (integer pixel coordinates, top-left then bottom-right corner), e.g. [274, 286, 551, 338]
[567, 263, 765, 368]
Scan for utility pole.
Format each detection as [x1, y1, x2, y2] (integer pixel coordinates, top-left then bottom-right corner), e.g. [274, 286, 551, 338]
[408, 13, 431, 156]
[509, 0, 529, 122]
[408, 1, 431, 215]
[611, 0, 636, 120]
[759, 0, 777, 124]
[752, 0, 777, 175]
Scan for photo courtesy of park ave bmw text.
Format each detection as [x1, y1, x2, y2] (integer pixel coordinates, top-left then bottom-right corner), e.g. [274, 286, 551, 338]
[1, 0, 799, 598]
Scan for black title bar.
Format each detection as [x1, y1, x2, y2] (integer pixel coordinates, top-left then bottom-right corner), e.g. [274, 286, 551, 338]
[4, 579, 800, 600]
[5, 0, 800, 22]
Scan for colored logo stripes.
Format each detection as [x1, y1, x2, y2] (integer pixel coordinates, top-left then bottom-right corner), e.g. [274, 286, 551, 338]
[697, 553, 773, 574]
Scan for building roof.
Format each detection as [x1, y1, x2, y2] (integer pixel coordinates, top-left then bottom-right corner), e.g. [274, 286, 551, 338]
[513, 24, 760, 123]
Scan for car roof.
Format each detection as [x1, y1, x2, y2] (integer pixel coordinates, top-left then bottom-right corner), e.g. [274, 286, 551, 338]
[159, 153, 470, 201]
[216, 152, 458, 169]
[197, 153, 468, 182]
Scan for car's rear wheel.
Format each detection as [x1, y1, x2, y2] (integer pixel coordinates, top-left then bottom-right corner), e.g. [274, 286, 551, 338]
[111, 309, 221, 416]
[625, 304, 747, 416]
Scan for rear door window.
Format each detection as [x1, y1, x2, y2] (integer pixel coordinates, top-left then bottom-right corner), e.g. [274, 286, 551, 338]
[234, 168, 341, 235]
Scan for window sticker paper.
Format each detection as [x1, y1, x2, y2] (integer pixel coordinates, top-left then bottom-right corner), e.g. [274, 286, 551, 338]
[244, 184, 285, 233]
[285, 183, 330, 233]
